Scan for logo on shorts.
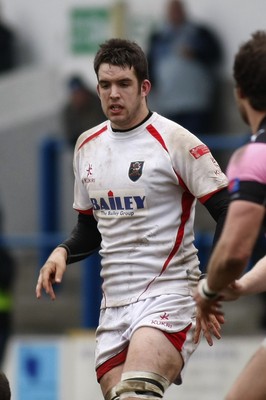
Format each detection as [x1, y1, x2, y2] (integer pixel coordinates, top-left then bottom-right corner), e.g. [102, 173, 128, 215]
[160, 312, 169, 320]
[128, 161, 144, 182]
[151, 312, 172, 328]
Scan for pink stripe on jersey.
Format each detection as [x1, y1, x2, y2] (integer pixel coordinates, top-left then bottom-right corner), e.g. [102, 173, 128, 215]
[78, 125, 108, 151]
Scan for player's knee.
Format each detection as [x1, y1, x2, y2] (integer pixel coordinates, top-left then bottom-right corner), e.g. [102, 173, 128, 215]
[115, 371, 170, 399]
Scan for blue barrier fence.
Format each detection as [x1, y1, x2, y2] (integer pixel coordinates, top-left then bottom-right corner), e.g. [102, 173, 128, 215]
[0, 133, 249, 328]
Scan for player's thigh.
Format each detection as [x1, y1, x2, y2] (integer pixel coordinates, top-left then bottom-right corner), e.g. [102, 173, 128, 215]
[124, 326, 183, 383]
[226, 346, 266, 400]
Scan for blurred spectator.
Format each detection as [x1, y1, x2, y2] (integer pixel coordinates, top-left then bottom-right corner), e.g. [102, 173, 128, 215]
[62, 75, 105, 148]
[0, 4, 16, 74]
[147, 0, 223, 134]
[0, 206, 16, 369]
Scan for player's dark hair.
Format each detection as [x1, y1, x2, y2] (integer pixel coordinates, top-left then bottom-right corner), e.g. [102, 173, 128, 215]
[0, 372, 11, 399]
[94, 38, 149, 85]
[233, 30, 266, 110]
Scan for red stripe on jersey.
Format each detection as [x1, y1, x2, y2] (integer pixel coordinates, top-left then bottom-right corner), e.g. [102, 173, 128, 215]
[78, 125, 108, 151]
[146, 124, 168, 151]
[138, 190, 195, 298]
[163, 323, 192, 351]
[175, 171, 189, 192]
[160, 190, 194, 274]
[146, 124, 190, 193]
[96, 346, 128, 382]
[135, 125, 195, 295]
[74, 208, 93, 215]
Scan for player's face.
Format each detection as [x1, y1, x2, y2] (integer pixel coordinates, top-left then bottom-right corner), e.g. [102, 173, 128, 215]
[97, 63, 151, 130]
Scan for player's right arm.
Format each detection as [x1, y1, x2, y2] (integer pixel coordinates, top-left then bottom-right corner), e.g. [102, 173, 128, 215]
[36, 212, 101, 300]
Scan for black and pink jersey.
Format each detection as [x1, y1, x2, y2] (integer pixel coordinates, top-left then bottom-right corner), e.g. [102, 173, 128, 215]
[227, 128, 266, 210]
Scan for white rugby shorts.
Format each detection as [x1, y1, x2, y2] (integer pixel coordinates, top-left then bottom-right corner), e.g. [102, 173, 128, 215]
[95, 293, 199, 384]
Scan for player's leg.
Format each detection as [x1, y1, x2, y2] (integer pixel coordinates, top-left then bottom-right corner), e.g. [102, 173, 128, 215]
[124, 326, 183, 381]
[115, 326, 183, 399]
[225, 344, 266, 400]
[100, 364, 124, 400]
[113, 294, 197, 399]
[99, 327, 178, 400]
[97, 295, 197, 400]
[99, 327, 184, 400]
[96, 305, 129, 400]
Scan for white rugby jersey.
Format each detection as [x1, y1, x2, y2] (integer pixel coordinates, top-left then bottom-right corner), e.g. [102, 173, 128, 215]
[73, 112, 228, 308]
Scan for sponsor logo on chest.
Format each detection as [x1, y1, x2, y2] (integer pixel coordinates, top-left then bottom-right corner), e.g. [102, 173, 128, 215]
[90, 189, 147, 218]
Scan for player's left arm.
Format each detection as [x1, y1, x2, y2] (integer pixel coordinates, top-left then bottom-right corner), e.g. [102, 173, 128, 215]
[203, 187, 229, 249]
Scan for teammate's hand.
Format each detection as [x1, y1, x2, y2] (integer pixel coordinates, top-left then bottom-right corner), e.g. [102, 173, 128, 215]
[220, 280, 242, 301]
[36, 247, 67, 300]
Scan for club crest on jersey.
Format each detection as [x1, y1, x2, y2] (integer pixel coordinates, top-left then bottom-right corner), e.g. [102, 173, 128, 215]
[128, 161, 144, 182]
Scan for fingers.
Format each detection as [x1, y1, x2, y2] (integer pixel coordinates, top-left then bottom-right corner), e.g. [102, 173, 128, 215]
[204, 331, 214, 346]
[201, 321, 214, 346]
[195, 308, 225, 347]
[36, 272, 56, 300]
[202, 321, 220, 346]
[35, 260, 61, 300]
[194, 316, 202, 344]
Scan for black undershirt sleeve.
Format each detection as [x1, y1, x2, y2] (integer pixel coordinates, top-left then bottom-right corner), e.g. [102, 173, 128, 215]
[197, 187, 229, 276]
[58, 213, 102, 264]
[203, 187, 229, 249]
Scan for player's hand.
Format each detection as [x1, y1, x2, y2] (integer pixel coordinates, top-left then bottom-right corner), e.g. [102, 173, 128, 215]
[36, 247, 67, 300]
[194, 306, 225, 346]
[194, 280, 224, 345]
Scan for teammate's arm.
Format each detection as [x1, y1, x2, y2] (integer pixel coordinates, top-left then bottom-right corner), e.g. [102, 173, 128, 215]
[206, 200, 265, 294]
[194, 200, 264, 318]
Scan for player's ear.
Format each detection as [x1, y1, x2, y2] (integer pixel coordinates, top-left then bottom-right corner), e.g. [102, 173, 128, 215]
[96, 84, 100, 98]
[141, 79, 151, 97]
